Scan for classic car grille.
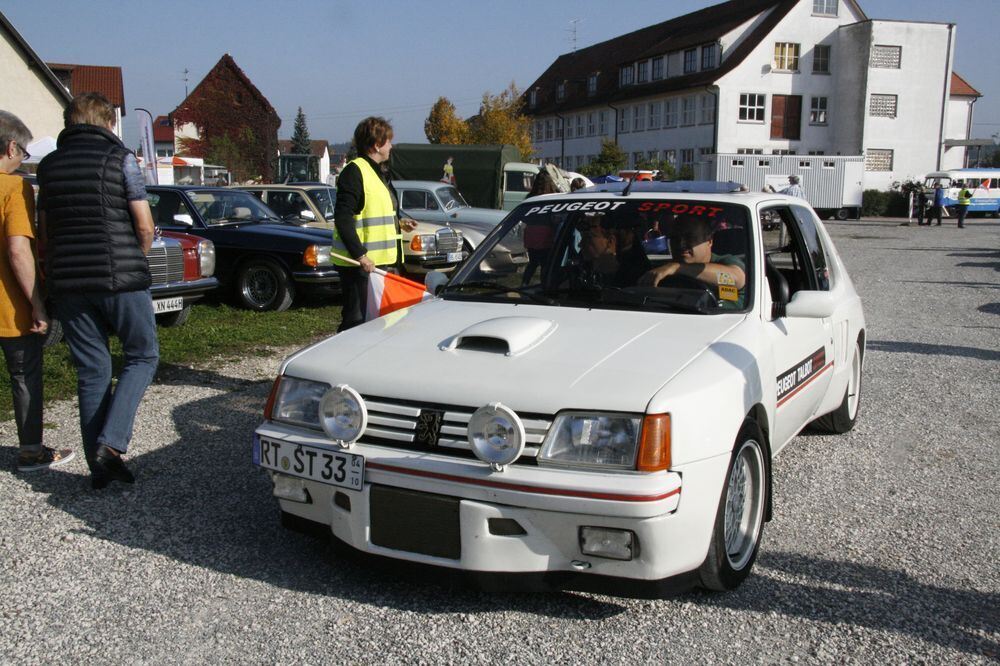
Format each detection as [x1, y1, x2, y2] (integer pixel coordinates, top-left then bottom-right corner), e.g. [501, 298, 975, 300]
[361, 394, 552, 464]
[435, 229, 463, 254]
[147, 243, 185, 286]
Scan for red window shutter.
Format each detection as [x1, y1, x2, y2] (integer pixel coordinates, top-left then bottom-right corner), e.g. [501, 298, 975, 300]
[786, 95, 802, 140]
[770, 95, 786, 139]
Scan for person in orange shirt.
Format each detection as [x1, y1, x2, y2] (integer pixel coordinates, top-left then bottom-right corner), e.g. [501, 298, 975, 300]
[0, 110, 73, 472]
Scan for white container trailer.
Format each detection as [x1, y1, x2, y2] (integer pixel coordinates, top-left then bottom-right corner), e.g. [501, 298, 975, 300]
[714, 154, 864, 220]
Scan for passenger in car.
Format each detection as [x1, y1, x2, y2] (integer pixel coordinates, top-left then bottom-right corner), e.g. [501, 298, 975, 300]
[639, 214, 746, 299]
[571, 214, 652, 288]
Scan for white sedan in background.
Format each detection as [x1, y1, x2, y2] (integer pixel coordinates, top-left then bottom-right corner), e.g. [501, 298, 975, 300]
[253, 181, 865, 595]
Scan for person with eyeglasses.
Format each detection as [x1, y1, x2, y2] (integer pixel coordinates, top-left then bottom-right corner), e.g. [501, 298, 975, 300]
[0, 110, 75, 472]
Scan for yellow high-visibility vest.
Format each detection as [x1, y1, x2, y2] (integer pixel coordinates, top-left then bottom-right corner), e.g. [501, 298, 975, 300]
[332, 158, 400, 266]
[958, 188, 973, 206]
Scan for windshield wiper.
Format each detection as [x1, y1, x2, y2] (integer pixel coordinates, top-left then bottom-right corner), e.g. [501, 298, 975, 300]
[545, 284, 711, 314]
[441, 280, 556, 305]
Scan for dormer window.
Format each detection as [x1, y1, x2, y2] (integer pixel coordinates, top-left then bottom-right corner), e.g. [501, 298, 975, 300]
[637, 60, 649, 83]
[587, 73, 598, 96]
[683, 48, 698, 74]
[701, 44, 717, 70]
[529, 88, 538, 108]
[619, 64, 635, 87]
[556, 82, 566, 102]
[652, 56, 664, 80]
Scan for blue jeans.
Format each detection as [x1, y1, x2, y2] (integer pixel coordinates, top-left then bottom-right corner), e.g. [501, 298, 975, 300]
[56, 290, 159, 464]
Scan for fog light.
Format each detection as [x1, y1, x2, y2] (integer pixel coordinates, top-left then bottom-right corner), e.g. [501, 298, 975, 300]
[579, 526, 637, 561]
[271, 472, 311, 503]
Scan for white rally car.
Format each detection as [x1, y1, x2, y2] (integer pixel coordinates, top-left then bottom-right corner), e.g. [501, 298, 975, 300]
[253, 181, 865, 594]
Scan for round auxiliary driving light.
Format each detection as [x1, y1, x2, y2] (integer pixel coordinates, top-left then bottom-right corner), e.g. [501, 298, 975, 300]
[319, 384, 368, 448]
[468, 402, 525, 470]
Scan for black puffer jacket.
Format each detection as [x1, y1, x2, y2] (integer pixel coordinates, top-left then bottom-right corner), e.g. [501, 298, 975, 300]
[37, 124, 151, 294]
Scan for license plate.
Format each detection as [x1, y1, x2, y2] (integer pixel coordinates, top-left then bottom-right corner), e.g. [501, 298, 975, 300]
[253, 435, 364, 491]
[447, 251, 463, 262]
[153, 297, 184, 314]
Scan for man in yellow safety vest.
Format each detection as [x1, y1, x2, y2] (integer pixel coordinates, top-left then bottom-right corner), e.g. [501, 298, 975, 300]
[332, 117, 417, 331]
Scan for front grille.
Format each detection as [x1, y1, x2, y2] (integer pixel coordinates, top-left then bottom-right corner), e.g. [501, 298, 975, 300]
[361, 394, 552, 463]
[147, 242, 185, 286]
[435, 229, 462, 254]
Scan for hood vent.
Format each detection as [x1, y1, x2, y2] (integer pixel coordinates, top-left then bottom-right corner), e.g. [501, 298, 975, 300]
[442, 316, 557, 357]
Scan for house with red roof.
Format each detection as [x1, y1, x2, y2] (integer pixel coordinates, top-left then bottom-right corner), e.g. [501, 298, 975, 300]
[152, 115, 175, 158]
[46, 62, 126, 138]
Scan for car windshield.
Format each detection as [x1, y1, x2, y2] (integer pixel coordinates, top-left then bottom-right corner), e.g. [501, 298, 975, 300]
[306, 187, 337, 220]
[188, 190, 280, 225]
[443, 197, 752, 314]
[436, 186, 468, 211]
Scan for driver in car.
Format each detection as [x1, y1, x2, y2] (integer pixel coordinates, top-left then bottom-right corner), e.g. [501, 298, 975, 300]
[639, 214, 746, 302]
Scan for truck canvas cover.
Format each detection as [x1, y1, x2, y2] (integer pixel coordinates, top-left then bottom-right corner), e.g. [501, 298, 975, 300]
[389, 144, 521, 209]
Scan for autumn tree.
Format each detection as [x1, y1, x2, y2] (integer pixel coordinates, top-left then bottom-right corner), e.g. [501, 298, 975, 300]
[291, 107, 311, 154]
[468, 83, 533, 160]
[580, 140, 627, 177]
[424, 97, 470, 144]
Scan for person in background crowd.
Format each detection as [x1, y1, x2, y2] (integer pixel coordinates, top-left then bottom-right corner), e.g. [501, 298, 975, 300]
[914, 184, 928, 226]
[520, 170, 560, 286]
[926, 182, 944, 226]
[332, 117, 418, 332]
[0, 110, 73, 472]
[36, 93, 159, 489]
[779, 175, 806, 199]
[956, 181, 972, 229]
[570, 177, 587, 192]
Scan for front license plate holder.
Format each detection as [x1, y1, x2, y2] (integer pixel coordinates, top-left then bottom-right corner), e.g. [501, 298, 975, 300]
[153, 297, 184, 314]
[446, 251, 463, 263]
[253, 435, 364, 491]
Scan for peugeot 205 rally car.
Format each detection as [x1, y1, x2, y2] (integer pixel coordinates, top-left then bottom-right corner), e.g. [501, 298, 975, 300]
[252, 181, 866, 594]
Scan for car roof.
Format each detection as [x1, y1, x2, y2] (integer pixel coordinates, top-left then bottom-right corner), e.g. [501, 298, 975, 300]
[235, 183, 332, 190]
[392, 180, 456, 189]
[526, 181, 797, 206]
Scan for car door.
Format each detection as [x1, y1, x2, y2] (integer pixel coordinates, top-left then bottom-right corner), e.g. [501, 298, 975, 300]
[762, 204, 835, 449]
[400, 189, 446, 224]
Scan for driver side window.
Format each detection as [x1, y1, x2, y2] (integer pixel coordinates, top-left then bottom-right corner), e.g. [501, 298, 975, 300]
[401, 190, 427, 210]
[147, 191, 193, 228]
[760, 206, 824, 302]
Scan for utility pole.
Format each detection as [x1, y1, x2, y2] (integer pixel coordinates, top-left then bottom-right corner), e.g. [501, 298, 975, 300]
[568, 19, 580, 53]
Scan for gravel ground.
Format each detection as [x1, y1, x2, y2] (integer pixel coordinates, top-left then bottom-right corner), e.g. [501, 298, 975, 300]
[1, 216, 997, 664]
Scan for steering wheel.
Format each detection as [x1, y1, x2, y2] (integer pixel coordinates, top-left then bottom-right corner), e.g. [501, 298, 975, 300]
[656, 273, 718, 302]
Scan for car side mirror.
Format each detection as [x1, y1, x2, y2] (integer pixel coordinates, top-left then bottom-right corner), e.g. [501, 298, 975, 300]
[299, 209, 316, 221]
[784, 291, 837, 319]
[173, 213, 193, 226]
[424, 270, 448, 295]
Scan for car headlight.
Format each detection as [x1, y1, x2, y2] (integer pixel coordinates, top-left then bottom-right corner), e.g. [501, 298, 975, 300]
[410, 234, 437, 253]
[319, 385, 367, 448]
[198, 239, 216, 277]
[270, 377, 328, 430]
[538, 412, 642, 469]
[304, 244, 333, 267]
[468, 402, 525, 469]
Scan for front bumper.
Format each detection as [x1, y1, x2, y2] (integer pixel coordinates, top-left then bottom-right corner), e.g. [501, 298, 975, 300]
[291, 268, 341, 285]
[150, 276, 219, 303]
[254, 423, 730, 584]
[403, 252, 466, 273]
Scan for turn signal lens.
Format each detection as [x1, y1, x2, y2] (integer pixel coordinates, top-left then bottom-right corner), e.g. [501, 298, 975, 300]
[636, 414, 671, 472]
[303, 244, 332, 267]
[264, 376, 282, 420]
[410, 236, 423, 251]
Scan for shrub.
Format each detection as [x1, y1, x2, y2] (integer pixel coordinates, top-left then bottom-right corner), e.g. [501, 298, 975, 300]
[862, 189, 890, 217]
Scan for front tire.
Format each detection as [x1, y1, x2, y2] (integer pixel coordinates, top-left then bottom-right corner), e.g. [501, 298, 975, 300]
[809, 339, 863, 434]
[699, 420, 769, 591]
[236, 258, 294, 312]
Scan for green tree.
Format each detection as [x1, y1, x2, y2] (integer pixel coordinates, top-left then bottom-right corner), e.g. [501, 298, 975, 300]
[425, 97, 470, 144]
[291, 107, 311, 155]
[580, 140, 627, 177]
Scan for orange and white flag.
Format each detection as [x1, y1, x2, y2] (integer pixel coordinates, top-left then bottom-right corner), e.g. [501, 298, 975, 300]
[366, 269, 432, 321]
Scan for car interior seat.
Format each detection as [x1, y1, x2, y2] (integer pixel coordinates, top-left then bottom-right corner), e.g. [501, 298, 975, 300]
[765, 254, 790, 304]
[711, 227, 747, 258]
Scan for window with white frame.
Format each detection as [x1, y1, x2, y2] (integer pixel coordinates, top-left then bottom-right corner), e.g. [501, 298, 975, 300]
[529, 89, 538, 108]
[556, 83, 565, 102]
[633, 106, 645, 132]
[699, 94, 716, 124]
[758, 159, 772, 167]
[701, 44, 717, 70]
[648, 150, 659, 162]
[812, 0, 837, 15]
[664, 99, 678, 127]
[535, 121, 544, 142]
[681, 97, 696, 125]
[576, 114, 585, 137]
[588, 73, 598, 96]
[813, 45, 831, 74]
[632, 151, 644, 167]
[871, 45, 901, 69]
[637, 60, 649, 83]
[587, 112, 596, 136]
[865, 148, 893, 171]
[619, 107, 630, 133]
[681, 148, 694, 165]
[664, 149, 677, 165]
[737, 148, 764, 154]
[649, 102, 661, 129]
[732, 158, 745, 167]
[773, 42, 800, 71]
[699, 147, 713, 159]
[772, 149, 797, 155]
[545, 120, 553, 141]
[823, 160, 835, 167]
[598, 111, 608, 135]
[810, 97, 828, 124]
[739, 93, 766, 122]
[799, 160, 812, 168]
[620, 64, 635, 86]
[652, 56, 664, 80]
[869, 94, 898, 118]
[683, 48, 698, 74]
[555, 117, 563, 139]
[808, 150, 827, 155]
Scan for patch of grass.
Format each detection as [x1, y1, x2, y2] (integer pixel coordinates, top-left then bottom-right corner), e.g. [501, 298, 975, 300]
[1, 300, 342, 419]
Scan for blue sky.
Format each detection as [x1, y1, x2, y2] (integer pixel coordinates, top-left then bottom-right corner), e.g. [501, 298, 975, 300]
[4, 0, 998, 149]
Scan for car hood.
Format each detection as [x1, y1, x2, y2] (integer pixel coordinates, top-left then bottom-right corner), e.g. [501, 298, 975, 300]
[446, 208, 508, 228]
[239, 223, 333, 242]
[283, 300, 745, 414]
